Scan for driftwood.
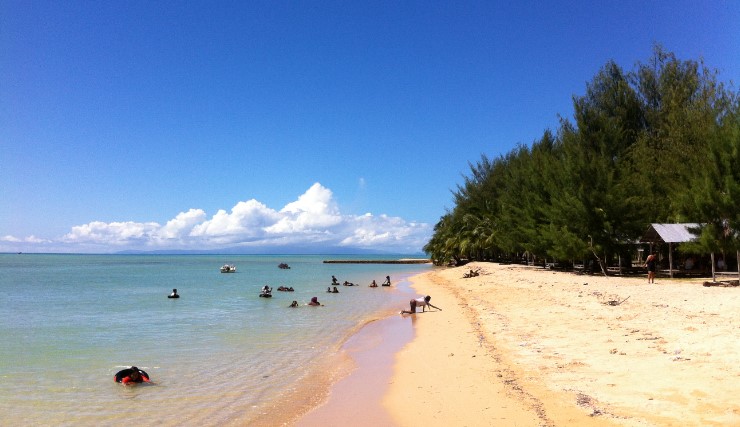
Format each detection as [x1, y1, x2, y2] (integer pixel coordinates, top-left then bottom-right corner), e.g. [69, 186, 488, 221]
[603, 295, 630, 306]
[703, 281, 739, 287]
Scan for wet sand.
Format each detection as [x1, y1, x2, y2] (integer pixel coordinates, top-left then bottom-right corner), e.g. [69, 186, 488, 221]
[297, 262, 740, 426]
[295, 316, 413, 427]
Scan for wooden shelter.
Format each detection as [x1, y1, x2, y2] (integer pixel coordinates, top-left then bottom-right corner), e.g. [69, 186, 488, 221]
[640, 223, 699, 278]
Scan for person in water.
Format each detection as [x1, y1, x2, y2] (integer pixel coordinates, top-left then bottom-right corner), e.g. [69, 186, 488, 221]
[289, 301, 299, 308]
[401, 295, 442, 314]
[307, 296, 322, 306]
[332, 286, 339, 293]
[114, 366, 150, 385]
[381, 276, 391, 286]
[369, 280, 378, 287]
[168, 289, 179, 298]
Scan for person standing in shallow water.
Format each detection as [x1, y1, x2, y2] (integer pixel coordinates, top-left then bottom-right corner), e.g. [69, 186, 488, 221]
[644, 253, 657, 284]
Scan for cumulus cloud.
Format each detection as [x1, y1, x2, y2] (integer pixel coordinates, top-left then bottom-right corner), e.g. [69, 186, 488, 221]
[267, 183, 342, 234]
[2, 235, 49, 244]
[6, 183, 431, 253]
[64, 221, 160, 245]
[191, 200, 280, 242]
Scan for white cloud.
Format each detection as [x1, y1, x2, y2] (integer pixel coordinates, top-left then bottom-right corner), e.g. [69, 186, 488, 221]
[64, 221, 160, 245]
[339, 214, 429, 249]
[191, 200, 280, 241]
[156, 208, 208, 240]
[267, 183, 342, 234]
[2, 235, 49, 244]
[6, 183, 431, 253]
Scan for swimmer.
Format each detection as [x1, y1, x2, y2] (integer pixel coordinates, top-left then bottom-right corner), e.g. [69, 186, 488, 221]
[307, 296, 322, 306]
[168, 288, 179, 298]
[288, 301, 299, 308]
[114, 366, 151, 385]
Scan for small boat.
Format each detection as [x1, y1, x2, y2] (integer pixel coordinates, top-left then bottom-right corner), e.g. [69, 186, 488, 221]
[220, 264, 236, 273]
[278, 263, 290, 269]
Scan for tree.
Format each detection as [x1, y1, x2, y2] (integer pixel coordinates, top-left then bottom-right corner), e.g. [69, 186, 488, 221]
[679, 101, 740, 280]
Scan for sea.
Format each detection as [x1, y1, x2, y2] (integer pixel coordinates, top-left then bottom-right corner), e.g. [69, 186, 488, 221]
[0, 254, 431, 426]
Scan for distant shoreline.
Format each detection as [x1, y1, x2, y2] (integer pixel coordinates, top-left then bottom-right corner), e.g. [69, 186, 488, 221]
[323, 259, 431, 264]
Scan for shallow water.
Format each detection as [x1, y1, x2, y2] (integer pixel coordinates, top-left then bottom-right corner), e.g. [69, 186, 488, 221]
[0, 254, 429, 426]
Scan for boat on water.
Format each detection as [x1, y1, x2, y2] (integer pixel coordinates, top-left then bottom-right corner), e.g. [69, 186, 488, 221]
[278, 263, 290, 269]
[220, 264, 236, 273]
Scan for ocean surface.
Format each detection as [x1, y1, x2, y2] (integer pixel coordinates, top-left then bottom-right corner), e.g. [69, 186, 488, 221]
[0, 254, 430, 426]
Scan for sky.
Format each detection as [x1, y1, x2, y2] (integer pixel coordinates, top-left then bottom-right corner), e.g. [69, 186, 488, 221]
[1, 0, 738, 254]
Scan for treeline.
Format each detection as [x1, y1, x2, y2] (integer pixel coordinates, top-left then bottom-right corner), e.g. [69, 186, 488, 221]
[425, 46, 740, 270]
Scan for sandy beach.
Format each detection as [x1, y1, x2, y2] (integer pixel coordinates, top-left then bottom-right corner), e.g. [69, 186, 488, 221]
[298, 262, 740, 426]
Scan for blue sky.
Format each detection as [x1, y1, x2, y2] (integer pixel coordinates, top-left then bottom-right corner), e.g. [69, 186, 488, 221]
[1, 1, 738, 253]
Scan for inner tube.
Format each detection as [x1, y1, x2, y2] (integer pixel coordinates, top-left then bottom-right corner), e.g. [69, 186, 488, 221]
[114, 368, 150, 383]
[259, 293, 272, 298]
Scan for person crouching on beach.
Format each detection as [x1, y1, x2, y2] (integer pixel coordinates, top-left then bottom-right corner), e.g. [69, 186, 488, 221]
[401, 295, 441, 314]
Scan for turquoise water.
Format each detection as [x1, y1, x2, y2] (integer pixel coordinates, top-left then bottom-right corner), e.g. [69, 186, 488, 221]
[0, 254, 430, 426]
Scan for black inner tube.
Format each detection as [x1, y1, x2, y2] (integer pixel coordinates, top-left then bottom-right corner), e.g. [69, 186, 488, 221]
[114, 368, 149, 383]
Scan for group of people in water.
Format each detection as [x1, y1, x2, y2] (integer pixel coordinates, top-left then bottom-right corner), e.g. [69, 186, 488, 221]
[293, 275, 394, 307]
[133, 273, 436, 386]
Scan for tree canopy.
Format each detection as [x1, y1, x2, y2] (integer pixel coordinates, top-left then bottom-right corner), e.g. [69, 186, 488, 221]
[424, 46, 740, 267]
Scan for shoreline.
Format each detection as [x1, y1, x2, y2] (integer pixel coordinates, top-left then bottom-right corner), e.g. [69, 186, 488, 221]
[296, 262, 740, 426]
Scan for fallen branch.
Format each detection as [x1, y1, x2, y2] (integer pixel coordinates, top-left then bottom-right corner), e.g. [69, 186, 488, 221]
[604, 295, 630, 306]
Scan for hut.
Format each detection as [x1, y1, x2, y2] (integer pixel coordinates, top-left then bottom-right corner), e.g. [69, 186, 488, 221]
[640, 223, 699, 278]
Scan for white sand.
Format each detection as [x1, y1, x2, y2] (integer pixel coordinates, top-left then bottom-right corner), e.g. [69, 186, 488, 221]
[383, 262, 740, 426]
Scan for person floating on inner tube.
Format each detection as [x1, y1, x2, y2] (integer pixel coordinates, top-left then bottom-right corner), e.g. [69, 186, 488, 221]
[381, 276, 391, 286]
[260, 285, 272, 297]
[114, 366, 150, 385]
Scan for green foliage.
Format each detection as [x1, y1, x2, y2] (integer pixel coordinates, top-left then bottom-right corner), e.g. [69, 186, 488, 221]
[678, 101, 740, 254]
[425, 45, 739, 266]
